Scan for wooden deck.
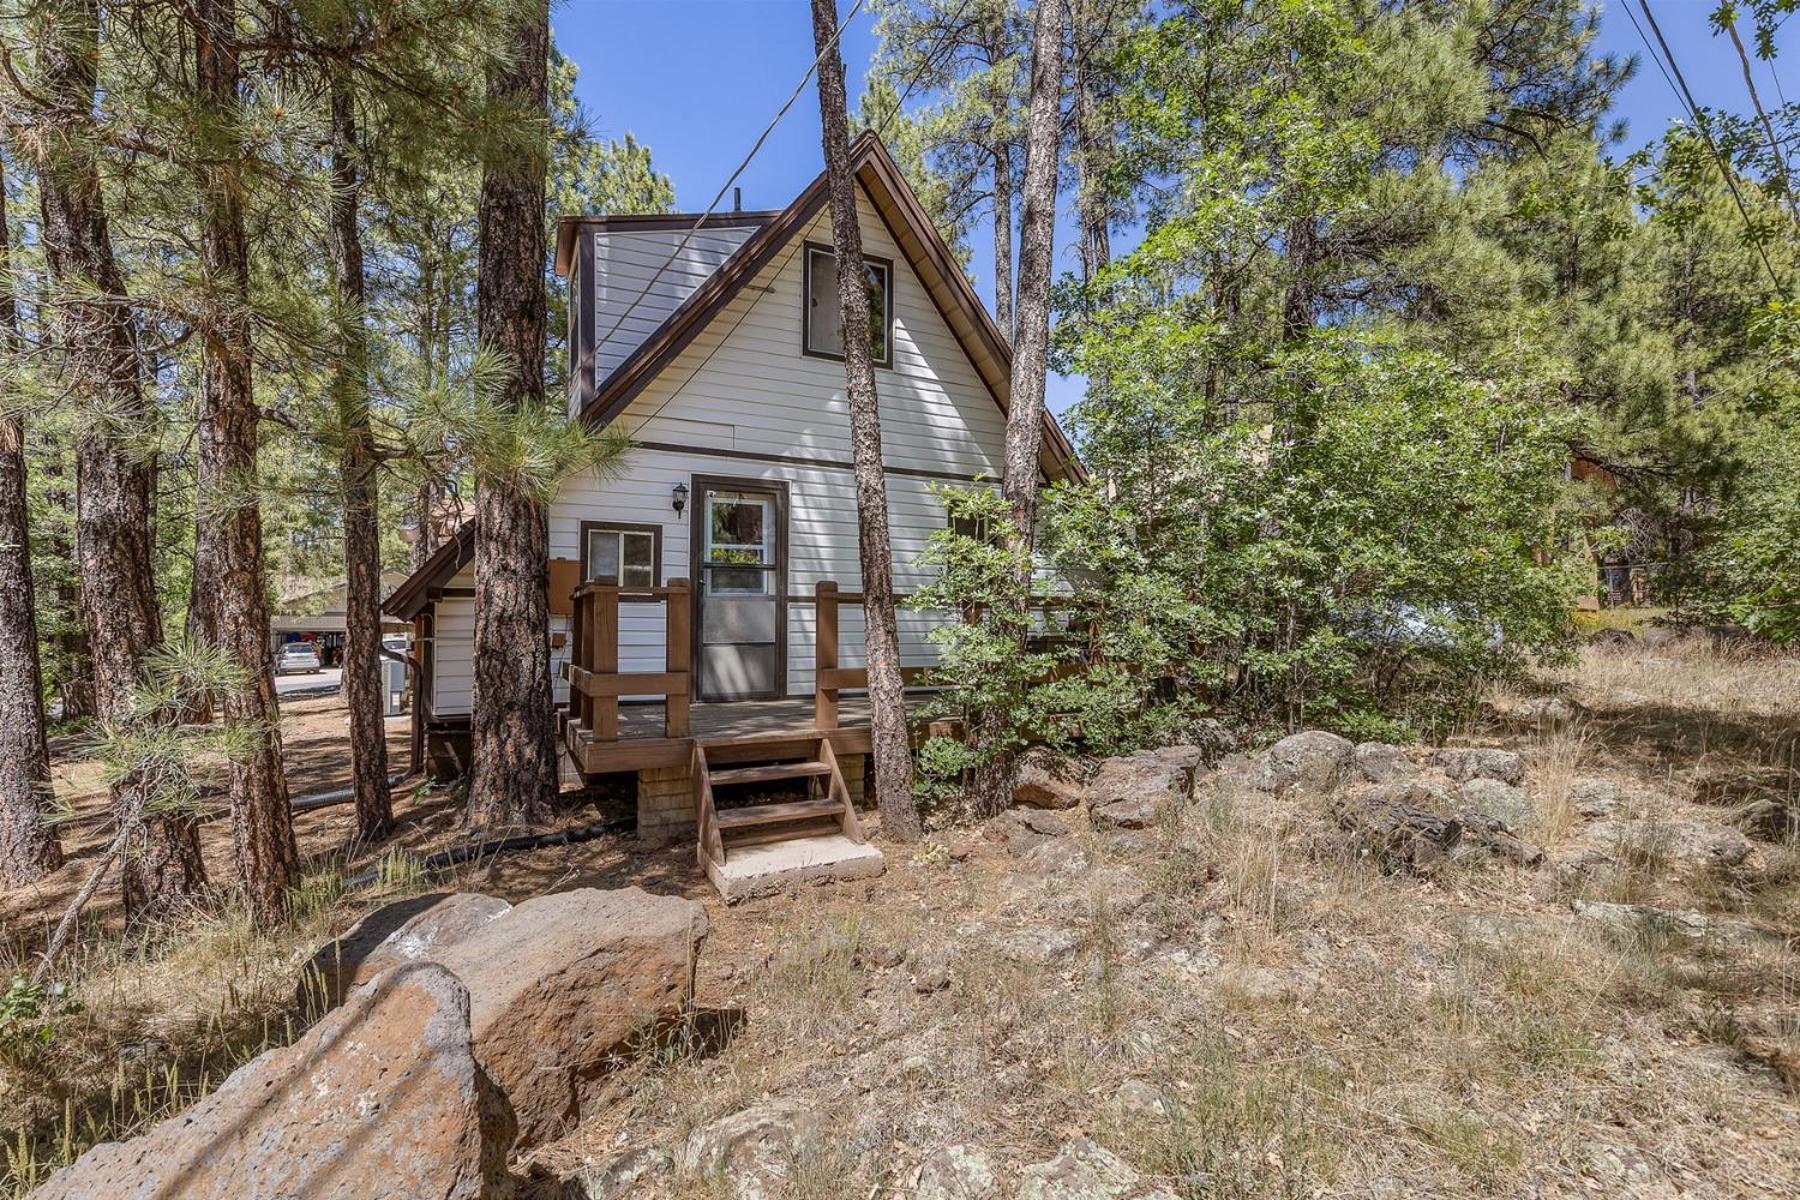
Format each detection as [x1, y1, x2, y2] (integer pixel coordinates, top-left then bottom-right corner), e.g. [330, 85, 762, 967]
[562, 577, 949, 776]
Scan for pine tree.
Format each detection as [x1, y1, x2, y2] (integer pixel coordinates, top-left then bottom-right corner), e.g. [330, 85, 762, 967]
[327, 65, 394, 843]
[811, 0, 921, 842]
[188, 0, 298, 924]
[873, 0, 1028, 338]
[23, 0, 206, 917]
[0, 154, 62, 888]
[467, 0, 557, 828]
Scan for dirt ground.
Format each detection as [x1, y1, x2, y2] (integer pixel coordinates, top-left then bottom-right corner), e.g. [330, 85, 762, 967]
[3, 636, 1798, 1198]
[1, 695, 417, 938]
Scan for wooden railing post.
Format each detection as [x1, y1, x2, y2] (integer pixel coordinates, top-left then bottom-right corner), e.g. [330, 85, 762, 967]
[593, 575, 619, 741]
[815, 579, 839, 731]
[665, 577, 691, 738]
[571, 589, 590, 732]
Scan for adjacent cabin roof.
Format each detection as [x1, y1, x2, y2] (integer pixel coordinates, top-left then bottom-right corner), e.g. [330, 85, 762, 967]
[383, 524, 475, 620]
[385, 132, 1083, 621]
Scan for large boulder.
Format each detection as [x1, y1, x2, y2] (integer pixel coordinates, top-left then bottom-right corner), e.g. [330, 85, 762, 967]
[1458, 777, 1533, 830]
[678, 1101, 826, 1200]
[1089, 750, 1196, 806]
[1014, 751, 1089, 810]
[1264, 731, 1354, 796]
[1585, 818, 1753, 873]
[1571, 899, 1759, 947]
[34, 964, 516, 1200]
[990, 807, 1074, 853]
[1353, 742, 1416, 783]
[1085, 749, 1196, 832]
[300, 891, 513, 1011]
[1434, 747, 1526, 786]
[1017, 1140, 1175, 1200]
[433, 887, 708, 1149]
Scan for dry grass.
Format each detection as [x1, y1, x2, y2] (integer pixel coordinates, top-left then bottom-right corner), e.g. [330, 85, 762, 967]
[7, 640, 1800, 1199]
[0, 860, 431, 1196]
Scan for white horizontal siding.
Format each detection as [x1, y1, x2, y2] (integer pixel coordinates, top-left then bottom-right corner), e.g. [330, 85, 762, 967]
[586, 225, 761, 401]
[609, 188, 1009, 480]
[430, 184, 1010, 715]
[432, 596, 475, 713]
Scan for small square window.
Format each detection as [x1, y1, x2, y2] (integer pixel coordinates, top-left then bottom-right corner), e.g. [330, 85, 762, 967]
[804, 243, 893, 367]
[582, 522, 660, 593]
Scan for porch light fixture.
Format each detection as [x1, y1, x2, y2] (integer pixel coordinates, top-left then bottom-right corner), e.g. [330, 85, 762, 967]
[671, 482, 689, 518]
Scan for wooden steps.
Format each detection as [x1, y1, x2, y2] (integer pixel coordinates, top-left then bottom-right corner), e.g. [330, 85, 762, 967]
[715, 797, 842, 830]
[708, 761, 832, 788]
[690, 733, 864, 888]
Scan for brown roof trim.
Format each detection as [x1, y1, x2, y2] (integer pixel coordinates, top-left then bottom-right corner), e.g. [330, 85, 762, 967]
[578, 132, 1083, 483]
[381, 522, 475, 620]
[553, 211, 780, 277]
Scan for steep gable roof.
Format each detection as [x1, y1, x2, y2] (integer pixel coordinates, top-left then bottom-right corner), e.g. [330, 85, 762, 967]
[572, 132, 1081, 483]
[386, 135, 1084, 619]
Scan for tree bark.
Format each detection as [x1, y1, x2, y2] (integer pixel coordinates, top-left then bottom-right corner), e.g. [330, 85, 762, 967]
[32, 0, 205, 917]
[467, 0, 556, 828]
[329, 71, 394, 842]
[1002, 0, 1063, 540]
[811, 0, 921, 842]
[973, 0, 1062, 815]
[0, 169, 62, 888]
[1072, 15, 1112, 282]
[992, 139, 1014, 343]
[192, 0, 297, 924]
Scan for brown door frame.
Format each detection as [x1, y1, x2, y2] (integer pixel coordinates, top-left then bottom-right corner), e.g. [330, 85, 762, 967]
[689, 474, 790, 702]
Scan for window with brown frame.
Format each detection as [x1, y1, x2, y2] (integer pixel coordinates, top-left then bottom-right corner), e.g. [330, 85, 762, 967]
[580, 521, 661, 594]
[803, 242, 893, 367]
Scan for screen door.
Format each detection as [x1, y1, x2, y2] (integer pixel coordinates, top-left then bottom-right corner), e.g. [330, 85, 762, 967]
[698, 486, 783, 700]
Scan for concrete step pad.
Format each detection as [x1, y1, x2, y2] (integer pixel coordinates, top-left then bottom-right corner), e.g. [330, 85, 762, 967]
[705, 833, 885, 902]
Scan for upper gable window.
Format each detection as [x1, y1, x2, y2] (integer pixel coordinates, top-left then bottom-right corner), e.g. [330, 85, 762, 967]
[803, 242, 894, 368]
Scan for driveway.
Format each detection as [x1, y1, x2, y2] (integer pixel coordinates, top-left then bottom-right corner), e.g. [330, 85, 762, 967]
[275, 667, 342, 698]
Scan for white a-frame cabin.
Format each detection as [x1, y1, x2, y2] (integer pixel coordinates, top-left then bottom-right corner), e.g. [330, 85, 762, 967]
[383, 134, 1081, 892]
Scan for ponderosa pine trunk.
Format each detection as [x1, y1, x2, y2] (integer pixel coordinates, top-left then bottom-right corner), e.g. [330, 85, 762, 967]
[1072, 19, 1112, 283]
[32, 0, 205, 916]
[811, 0, 921, 842]
[972, 0, 1062, 814]
[0, 170, 62, 888]
[329, 71, 394, 842]
[1002, 0, 1062, 545]
[992, 138, 1014, 343]
[192, 0, 297, 924]
[467, 0, 555, 828]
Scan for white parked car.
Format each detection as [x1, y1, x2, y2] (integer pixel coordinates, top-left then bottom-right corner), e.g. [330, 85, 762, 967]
[276, 643, 322, 675]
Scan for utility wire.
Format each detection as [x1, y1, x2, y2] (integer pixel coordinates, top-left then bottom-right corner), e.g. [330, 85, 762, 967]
[620, 0, 982, 443]
[1627, 0, 1786, 293]
[585, 0, 868, 365]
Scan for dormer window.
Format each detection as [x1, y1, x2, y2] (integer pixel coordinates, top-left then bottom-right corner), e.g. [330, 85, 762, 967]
[803, 242, 893, 367]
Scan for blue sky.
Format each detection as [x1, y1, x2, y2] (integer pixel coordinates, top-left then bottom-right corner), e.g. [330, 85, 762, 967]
[555, 0, 1796, 415]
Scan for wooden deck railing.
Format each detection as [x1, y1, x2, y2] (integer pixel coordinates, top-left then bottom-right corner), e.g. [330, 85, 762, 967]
[565, 576, 692, 741]
[812, 580, 933, 731]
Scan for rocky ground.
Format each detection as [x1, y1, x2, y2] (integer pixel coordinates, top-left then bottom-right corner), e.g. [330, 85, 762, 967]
[4, 636, 1797, 1198]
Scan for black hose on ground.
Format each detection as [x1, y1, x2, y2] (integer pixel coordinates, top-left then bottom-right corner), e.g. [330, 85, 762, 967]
[343, 817, 633, 890]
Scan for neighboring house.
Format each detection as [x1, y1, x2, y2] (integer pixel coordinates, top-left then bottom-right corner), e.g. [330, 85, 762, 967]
[382, 135, 1080, 890]
[273, 572, 413, 665]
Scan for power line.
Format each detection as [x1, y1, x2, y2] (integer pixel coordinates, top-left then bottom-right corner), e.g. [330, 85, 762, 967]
[586, 0, 868, 363]
[1627, 0, 1786, 293]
